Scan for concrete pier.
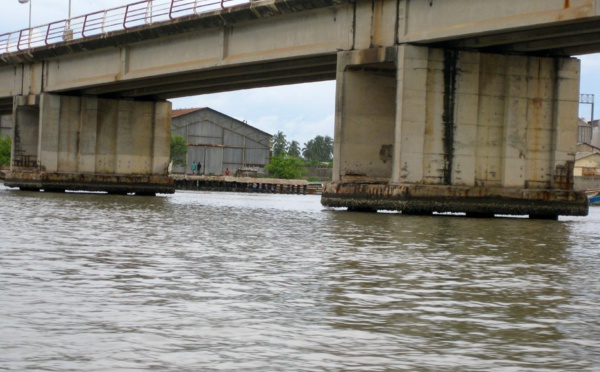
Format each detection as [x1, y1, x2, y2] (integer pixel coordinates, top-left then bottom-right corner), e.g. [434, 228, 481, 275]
[323, 46, 588, 218]
[5, 94, 174, 195]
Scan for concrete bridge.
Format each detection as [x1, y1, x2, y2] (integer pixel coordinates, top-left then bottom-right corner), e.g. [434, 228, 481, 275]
[0, 0, 597, 216]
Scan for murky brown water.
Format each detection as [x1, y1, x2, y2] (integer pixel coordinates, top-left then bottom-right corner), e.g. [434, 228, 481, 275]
[1, 183, 599, 371]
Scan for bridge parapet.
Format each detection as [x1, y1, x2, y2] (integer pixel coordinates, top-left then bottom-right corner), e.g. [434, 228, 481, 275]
[0, 0, 250, 56]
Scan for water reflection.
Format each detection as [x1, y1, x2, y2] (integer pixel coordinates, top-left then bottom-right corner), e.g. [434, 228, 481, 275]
[0, 185, 599, 371]
[321, 212, 584, 369]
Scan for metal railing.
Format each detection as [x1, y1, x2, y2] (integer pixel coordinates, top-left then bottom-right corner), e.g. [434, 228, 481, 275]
[0, 0, 250, 54]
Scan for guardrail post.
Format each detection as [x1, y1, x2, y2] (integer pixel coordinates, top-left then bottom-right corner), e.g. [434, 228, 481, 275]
[169, 0, 176, 20]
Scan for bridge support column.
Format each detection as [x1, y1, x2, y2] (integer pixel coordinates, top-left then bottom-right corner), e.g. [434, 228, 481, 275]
[5, 94, 174, 194]
[323, 46, 588, 217]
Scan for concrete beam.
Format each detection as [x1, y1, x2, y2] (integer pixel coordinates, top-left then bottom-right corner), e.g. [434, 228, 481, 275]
[403, 0, 600, 44]
[32, 5, 352, 99]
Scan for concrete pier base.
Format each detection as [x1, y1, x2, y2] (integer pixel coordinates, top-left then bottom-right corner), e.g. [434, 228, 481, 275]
[322, 182, 588, 218]
[4, 172, 174, 194]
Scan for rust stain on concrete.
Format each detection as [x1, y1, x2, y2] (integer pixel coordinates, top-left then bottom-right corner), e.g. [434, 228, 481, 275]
[321, 182, 588, 217]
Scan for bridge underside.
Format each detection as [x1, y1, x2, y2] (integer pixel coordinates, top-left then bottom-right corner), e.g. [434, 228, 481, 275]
[323, 46, 588, 218]
[5, 94, 174, 195]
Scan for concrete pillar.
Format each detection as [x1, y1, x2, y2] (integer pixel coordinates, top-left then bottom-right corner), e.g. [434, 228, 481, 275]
[152, 101, 172, 175]
[452, 50, 480, 186]
[333, 48, 396, 183]
[393, 45, 429, 184]
[523, 57, 555, 189]
[11, 96, 40, 170]
[5, 93, 174, 194]
[471, 53, 505, 188]
[79, 97, 99, 173]
[500, 55, 528, 188]
[323, 46, 587, 217]
[551, 58, 580, 190]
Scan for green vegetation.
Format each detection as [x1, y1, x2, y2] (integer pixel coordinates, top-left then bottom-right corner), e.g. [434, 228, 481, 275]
[265, 155, 306, 179]
[270, 131, 333, 163]
[302, 135, 333, 163]
[272, 131, 288, 157]
[0, 134, 11, 168]
[288, 140, 301, 158]
[266, 131, 334, 180]
[170, 134, 188, 167]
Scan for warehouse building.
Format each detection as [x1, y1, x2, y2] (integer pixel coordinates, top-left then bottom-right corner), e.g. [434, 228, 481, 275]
[171, 108, 271, 175]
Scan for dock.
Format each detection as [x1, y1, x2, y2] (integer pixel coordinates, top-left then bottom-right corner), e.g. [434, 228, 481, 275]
[171, 175, 314, 194]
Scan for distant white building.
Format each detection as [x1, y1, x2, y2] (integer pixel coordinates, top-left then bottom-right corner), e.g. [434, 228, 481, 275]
[588, 119, 600, 148]
[171, 108, 272, 175]
[576, 118, 600, 190]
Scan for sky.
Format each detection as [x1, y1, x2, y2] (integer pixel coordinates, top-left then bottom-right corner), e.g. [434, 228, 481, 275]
[1, 0, 600, 146]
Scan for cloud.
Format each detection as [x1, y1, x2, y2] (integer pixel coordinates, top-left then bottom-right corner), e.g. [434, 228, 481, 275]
[578, 54, 600, 120]
[172, 82, 336, 145]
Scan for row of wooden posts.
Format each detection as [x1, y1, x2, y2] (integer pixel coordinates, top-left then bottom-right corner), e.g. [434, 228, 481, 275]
[174, 179, 309, 194]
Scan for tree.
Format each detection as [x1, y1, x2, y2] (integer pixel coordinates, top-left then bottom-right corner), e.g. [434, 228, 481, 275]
[170, 134, 188, 167]
[302, 135, 333, 162]
[0, 134, 11, 168]
[265, 155, 306, 179]
[288, 140, 301, 158]
[272, 131, 288, 157]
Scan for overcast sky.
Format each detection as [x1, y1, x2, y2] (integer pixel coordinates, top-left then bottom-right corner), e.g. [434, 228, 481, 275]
[1, 0, 599, 145]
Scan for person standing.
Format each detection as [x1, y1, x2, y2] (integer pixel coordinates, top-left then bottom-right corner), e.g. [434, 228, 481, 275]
[191, 161, 197, 175]
[198, 163, 202, 175]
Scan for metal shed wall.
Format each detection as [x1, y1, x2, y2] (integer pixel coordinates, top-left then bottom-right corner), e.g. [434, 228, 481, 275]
[171, 108, 271, 174]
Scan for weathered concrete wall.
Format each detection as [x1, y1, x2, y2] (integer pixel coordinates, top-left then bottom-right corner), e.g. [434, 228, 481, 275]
[12, 98, 39, 165]
[391, 46, 579, 190]
[393, 45, 433, 184]
[38, 94, 171, 176]
[333, 46, 579, 190]
[354, 0, 398, 49]
[574, 176, 600, 191]
[574, 153, 600, 176]
[333, 48, 396, 182]
[326, 45, 585, 216]
[401, 0, 600, 43]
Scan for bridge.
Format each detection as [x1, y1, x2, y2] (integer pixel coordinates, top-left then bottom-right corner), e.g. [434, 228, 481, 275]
[0, 0, 597, 216]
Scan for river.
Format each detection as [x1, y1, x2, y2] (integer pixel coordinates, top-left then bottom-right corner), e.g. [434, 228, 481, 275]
[1, 183, 599, 371]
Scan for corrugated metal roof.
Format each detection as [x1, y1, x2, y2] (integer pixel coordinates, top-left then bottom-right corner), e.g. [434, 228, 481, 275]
[172, 107, 206, 118]
[172, 107, 272, 138]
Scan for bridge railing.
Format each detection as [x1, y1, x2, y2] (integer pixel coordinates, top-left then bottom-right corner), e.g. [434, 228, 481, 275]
[0, 0, 250, 54]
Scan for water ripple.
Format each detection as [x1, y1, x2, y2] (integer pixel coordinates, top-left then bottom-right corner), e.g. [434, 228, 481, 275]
[1, 186, 599, 371]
